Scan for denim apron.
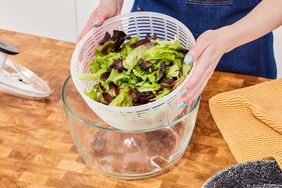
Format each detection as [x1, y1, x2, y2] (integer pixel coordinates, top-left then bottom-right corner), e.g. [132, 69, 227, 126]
[131, 0, 277, 78]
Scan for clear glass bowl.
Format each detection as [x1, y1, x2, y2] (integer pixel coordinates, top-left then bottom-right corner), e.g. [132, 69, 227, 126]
[61, 76, 200, 179]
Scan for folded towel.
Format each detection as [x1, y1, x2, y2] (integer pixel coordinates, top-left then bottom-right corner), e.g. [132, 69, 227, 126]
[209, 78, 282, 169]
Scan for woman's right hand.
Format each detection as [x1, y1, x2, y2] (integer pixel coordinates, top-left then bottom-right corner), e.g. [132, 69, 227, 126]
[78, 0, 124, 42]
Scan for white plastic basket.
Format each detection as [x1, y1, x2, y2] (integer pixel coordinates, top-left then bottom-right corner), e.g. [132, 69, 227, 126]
[71, 12, 196, 130]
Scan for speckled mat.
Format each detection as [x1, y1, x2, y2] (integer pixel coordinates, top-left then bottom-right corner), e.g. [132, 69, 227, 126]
[209, 79, 282, 169]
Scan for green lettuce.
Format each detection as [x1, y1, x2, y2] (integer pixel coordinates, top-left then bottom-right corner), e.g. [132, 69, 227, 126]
[123, 45, 147, 72]
[110, 90, 133, 107]
[79, 31, 191, 107]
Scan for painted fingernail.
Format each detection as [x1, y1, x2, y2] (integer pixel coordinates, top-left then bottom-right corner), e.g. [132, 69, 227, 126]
[178, 102, 188, 109]
[181, 88, 188, 95]
[93, 20, 100, 26]
[184, 54, 193, 64]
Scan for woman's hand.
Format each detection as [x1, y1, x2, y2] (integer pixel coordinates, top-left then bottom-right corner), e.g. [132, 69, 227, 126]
[178, 0, 282, 108]
[178, 27, 232, 108]
[78, 0, 124, 41]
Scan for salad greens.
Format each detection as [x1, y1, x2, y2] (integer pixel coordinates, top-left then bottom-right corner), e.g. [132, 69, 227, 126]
[80, 30, 192, 107]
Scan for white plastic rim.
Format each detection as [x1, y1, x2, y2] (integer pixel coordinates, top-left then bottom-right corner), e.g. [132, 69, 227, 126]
[71, 12, 196, 130]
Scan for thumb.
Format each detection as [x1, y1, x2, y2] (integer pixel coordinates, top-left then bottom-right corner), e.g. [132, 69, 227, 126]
[184, 41, 209, 64]
[92, 8, 110, 27]
[77, 8, 109, 42]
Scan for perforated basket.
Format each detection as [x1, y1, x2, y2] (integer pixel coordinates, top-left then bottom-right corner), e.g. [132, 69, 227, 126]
[71, 12, 196, 130]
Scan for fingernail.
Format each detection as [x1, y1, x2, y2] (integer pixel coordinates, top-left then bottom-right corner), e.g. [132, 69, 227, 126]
[178, 102, 188, 109]
[93, 20, 100, 26]
[181, 88, 188, 95]
[184, 54, 193, 64]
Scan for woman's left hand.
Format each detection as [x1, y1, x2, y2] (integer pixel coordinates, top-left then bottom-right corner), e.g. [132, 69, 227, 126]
[178, 27, 232, 108]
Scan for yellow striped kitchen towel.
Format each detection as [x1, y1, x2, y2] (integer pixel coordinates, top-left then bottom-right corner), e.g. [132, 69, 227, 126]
[209, 78, 282, 169]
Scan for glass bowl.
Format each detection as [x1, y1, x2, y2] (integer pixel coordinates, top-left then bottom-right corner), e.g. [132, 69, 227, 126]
[61, 76, 200, 179]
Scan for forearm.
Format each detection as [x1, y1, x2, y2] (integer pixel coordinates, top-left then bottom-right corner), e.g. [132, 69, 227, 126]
[99, 0, 124, 13]
[117, 0, 124, 13]
[223, 0, 282, 52]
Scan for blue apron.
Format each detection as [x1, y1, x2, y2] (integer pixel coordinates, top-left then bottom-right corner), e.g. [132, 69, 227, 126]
[131, 0, 277, 79]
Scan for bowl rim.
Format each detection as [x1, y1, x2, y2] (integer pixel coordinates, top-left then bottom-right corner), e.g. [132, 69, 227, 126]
[61, 75, 201, 133]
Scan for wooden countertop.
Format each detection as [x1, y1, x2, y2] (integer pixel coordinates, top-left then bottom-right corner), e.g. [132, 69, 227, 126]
[0, 29, 268, 188]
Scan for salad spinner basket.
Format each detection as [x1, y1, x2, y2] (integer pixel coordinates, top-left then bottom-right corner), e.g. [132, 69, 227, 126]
[71, 12, 196, 130]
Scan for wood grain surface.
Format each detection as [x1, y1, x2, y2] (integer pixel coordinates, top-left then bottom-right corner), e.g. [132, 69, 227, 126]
[0, 29, 268, 188]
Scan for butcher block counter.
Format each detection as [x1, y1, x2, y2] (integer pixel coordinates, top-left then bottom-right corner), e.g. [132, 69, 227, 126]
[0, 29, 268, 188]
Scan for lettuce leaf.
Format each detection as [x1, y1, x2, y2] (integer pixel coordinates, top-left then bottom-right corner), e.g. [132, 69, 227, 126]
[155, 88, 171, 100]
[110, 90, 133, 107]
[142, 40, 185, 61]
[123, 45, 147, 72]
[182, 63, 192, 76]
[129, 36, 140, 44]
[137, 82, 161, 93]
[168, 64, 180, 78]
[79, 31, 191, 106]
[78, 69, 105, 81]
[107, 69, 129, 84]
